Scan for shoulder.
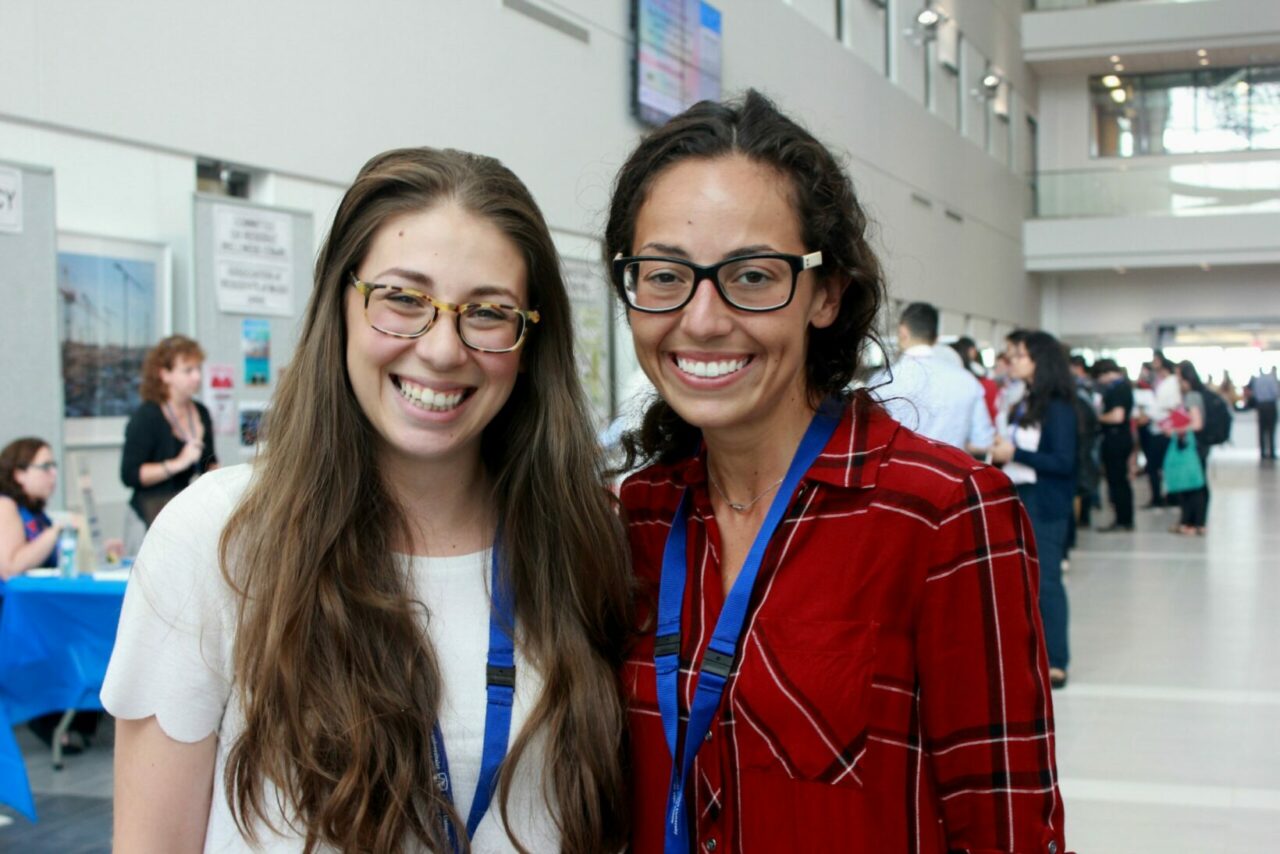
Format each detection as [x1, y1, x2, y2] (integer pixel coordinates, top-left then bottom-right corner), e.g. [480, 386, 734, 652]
[147, 464, 254, 542]
[0, 495, 19, 524]
[127, 401, 163, 426]
[873, 421, 1013, 527]
[620, 461, 686, 519]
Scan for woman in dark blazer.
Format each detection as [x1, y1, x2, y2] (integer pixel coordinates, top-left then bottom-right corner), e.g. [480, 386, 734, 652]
[992, 330, 1078, 688]
[120, 335, 218, 527]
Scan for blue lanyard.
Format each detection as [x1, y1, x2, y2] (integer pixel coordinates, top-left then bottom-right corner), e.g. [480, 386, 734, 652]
[430, 546, 517, 851]
[655, 399, 842, 853]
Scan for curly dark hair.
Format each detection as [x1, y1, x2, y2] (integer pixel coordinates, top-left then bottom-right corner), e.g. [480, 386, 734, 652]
[603, 89, 886, 468]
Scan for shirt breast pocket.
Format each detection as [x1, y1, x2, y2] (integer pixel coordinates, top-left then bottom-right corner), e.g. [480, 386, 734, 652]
[730, 617, 879, 787]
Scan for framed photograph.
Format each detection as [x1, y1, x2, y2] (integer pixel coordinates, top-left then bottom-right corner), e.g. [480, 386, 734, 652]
[57, 233, 172, 447]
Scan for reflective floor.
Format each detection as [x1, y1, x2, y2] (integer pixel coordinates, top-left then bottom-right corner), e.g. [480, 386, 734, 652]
[2, 422, 1277, 852]
[1058, 433, 1279, 853]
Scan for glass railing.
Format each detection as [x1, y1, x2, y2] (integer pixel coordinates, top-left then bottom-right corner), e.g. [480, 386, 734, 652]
[1027, 0, 1211, 10]
[1034, 159, 1280, 217]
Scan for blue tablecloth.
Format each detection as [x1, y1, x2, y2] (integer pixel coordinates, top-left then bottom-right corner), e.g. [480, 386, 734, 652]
[0, 574, 127, 821]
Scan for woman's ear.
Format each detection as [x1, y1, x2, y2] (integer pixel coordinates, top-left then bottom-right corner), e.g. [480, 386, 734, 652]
[808, 274, 849, 330]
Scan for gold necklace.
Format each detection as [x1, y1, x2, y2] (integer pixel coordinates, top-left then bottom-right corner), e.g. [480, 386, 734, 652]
[708, 472, 785, 513]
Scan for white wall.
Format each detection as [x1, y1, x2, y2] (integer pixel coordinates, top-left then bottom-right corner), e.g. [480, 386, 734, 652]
[1023, 0, 1280, 63]
[1042, 265, 1280, 341]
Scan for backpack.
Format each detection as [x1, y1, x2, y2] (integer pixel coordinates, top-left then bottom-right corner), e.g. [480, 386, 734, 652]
[1199, 390, 1233, 446]
[1072, 386, 1100, 490]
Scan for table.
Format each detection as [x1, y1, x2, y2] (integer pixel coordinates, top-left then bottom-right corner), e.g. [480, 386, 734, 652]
[0, 574, 127, 822]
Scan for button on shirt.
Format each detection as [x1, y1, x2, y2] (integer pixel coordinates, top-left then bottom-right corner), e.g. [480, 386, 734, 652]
[871, 344, 995, 451]
[620, 395, 1068, 854]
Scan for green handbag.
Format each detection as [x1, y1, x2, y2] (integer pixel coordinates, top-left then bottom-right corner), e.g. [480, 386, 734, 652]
[1163, 436, 1205, 494]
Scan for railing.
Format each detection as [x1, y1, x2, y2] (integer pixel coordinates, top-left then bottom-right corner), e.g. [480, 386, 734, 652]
[1027, 0, 1210, 10]
[1034, 159, 1280, 217]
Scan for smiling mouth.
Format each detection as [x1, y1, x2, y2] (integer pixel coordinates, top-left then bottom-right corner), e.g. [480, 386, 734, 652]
[392, 375, 472, 411]
[674, 355, 752, 379]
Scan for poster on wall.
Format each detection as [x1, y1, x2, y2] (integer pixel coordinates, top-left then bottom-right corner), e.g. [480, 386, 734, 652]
[561, 257, 613, 429]
[239, 402, 266, 450]
[213, 204, 294, 316]
[58, 233, 172, 446]
[0, 166, 22, 234]
[203, 362, 237, 436]
[242, 319, 271, 386]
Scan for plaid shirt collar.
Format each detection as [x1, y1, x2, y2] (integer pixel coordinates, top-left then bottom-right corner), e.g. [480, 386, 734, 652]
[668, 393, 901, 494]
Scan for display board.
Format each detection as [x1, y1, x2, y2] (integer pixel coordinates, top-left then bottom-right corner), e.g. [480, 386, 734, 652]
[192, 195, 313, 457]
[0, 160, 64, 506]
[553, 232, 616, 429]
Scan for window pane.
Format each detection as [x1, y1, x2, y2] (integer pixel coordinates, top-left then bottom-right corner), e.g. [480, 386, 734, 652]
[1140, 71, 1197, 155]
[1250, 65, 1280, 150]
[1193, 69, 1250, 153]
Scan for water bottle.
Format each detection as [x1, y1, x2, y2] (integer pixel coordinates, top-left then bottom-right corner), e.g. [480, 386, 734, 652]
[57, 526, 79, 578]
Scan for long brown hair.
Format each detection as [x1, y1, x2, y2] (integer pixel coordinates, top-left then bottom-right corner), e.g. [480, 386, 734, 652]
[139, 335, 204, 403]
[0, 437, 50, 513]
[603, 90, 886, 469]
[218, 148, 632, 852]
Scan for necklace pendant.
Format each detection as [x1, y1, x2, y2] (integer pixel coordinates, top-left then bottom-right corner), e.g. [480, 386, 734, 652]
[728, 501, 747, 512]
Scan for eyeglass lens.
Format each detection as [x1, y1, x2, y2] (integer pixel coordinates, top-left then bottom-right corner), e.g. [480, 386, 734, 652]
[366, 288, 525, 350]
[622, 256, 795, 311]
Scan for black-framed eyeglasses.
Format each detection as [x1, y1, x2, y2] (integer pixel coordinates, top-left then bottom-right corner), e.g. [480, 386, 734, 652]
[25, 462, 57, 472]
[611, 251, 823, 313]
[350, 275, 540, 354]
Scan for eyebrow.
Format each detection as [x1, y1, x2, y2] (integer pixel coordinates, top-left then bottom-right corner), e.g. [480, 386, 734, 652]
[369, 267, 523, 304]
[636, 243, 780, 261]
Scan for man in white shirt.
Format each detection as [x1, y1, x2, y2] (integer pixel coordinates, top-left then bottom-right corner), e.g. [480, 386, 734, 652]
[871, 302, 994, 454]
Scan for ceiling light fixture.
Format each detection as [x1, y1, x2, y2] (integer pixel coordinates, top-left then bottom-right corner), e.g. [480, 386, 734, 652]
[1109, 55, 1121, 63]
[1197, 49, 1208, 57]
[1114, 63, 1125, 72]
[1102, 74, 1121, 88]
[1110, 88, 1127, 103]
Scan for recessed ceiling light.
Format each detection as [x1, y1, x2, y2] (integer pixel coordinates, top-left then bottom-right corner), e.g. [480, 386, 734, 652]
[1199, 58, 1210, 66]
[1109, 55, 1121, 63]
[1114, 63, 1125, 72]
[1237, 80, 1251, 95]
[1197, 49, 1208, 57]
[1110, 88, 1127, 103]
[1102, 74, 1121, 88]
[1116, 266, 1127, 275]
[1200, 262, 1211, 271]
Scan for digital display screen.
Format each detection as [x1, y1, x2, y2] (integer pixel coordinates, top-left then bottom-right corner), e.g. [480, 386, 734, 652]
[633, 0, 722, 127]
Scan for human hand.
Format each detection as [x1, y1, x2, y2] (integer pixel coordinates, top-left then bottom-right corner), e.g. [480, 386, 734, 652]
[174, 440, 204, 471]
[990, 436, 1015, 465]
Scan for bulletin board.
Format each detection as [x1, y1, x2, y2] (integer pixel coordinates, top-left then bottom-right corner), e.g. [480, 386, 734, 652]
[192, 195, 313, 456]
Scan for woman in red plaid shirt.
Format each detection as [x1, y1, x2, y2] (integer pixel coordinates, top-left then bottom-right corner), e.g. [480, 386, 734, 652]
[604, 91, 1068, 854]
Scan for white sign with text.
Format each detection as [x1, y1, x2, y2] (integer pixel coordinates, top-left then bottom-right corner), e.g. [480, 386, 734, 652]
[0, 166, 22, 234]
[213, 204, 293, 315]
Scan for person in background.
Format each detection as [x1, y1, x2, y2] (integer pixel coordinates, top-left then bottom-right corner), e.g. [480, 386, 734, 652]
[991, 330, 1077, 689]
[104, 147, 632, 853]
[120, 335, 218, 528]
[1143, 351, 1182, 508]
[1092, 359, 1135, 532]
[0, 437, 69, 578]
[1246, 366, 1278, 462]
[607, 91, 1065, 853]
[1217, 371, 1239, 409]
[1167, 361, 1211, 535]
[953, 335, 1001, 424]
[870, 302, 995, 455]
[1066, 354, 1100, 543]
[0, 436, 100, 751]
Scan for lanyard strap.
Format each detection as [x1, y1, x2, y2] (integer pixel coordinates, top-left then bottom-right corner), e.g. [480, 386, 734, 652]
[655, 399, 842, 853]
[432, 545, 517, 851]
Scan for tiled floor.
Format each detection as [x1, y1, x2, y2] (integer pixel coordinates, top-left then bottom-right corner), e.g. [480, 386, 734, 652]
[2, 426, 1277, 851]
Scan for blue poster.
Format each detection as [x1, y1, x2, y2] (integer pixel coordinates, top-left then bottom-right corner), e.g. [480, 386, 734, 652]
[241, 318, 271, 386]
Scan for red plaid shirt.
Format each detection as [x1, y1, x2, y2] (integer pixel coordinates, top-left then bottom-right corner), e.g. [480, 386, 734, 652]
[620, 395, 1067, 854]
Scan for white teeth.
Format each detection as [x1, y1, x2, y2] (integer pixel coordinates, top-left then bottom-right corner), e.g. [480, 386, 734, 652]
[676, 357, 749, 379]
[396, 378, 466, 411]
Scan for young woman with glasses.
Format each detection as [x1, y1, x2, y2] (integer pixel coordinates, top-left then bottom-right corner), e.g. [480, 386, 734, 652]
[104, 148, 632, 853]
[607, 92, 1067, 853]
[0, 437, 69, 577]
